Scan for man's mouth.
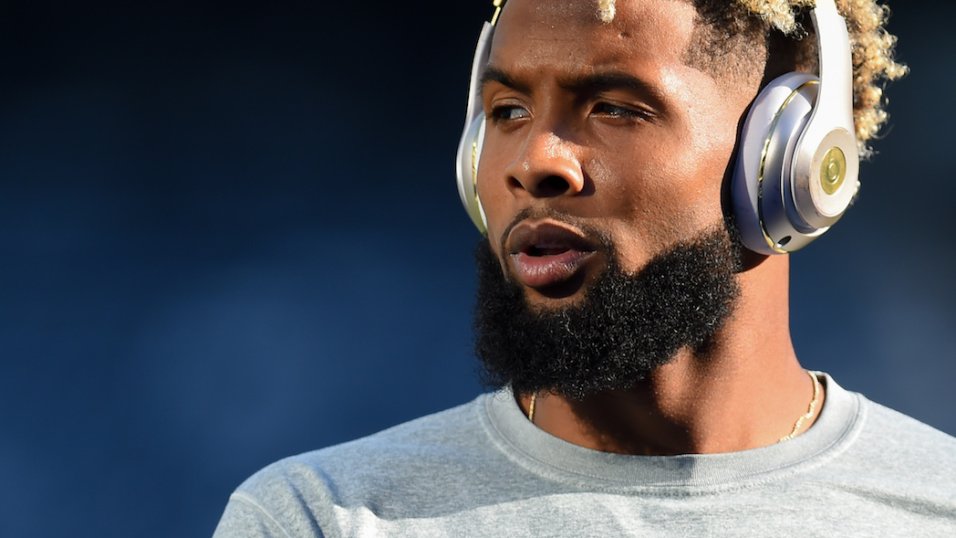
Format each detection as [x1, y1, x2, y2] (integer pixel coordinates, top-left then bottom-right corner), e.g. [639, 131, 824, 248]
[506, 221, 599, 291]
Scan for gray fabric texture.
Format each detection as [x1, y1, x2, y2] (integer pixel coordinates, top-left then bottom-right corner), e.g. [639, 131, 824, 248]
[213, 374, 956, 537]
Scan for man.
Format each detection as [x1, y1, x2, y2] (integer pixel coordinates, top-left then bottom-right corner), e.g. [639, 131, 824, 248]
[214, 1, 955, 535]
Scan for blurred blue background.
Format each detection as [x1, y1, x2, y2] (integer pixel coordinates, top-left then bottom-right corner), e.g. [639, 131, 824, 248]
[0, 1, 952, 536]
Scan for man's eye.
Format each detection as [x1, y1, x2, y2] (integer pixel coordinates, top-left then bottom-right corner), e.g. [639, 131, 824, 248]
[489, 105, 531, 122]
[592, 102, 648, 121]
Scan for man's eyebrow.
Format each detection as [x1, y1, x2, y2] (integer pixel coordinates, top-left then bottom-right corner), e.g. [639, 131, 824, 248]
[561, 71, 667, 107]
[479, 66, 531, 95]
[479, 67, 667, 109]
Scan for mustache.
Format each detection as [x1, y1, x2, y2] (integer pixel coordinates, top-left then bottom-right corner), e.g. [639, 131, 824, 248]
[498, 207, 613, 256]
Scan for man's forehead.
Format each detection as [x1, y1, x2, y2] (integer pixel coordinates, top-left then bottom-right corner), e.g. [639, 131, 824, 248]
[491, 0, 699, 76]
[497, 0, 695, 29]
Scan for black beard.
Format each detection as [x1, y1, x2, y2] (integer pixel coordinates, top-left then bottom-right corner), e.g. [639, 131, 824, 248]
[474, 224, 743, 400]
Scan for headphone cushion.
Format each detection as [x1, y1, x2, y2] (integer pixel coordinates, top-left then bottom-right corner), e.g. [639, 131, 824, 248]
[732, 73, 820, 254]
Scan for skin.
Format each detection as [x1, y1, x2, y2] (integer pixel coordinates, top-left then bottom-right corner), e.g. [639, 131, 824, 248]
[476, 0, 823, 455]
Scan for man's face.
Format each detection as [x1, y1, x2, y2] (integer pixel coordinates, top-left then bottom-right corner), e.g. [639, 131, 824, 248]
[477, 0, 757, 309]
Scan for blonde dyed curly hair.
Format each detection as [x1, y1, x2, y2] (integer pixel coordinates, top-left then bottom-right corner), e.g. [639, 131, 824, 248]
[719, 0, 907, 156]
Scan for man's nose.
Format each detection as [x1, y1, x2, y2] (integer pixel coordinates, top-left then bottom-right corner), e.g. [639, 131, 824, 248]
[503, 129, 585, 198]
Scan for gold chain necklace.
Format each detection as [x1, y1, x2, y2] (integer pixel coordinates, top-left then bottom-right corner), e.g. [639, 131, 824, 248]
[526, 371, 822, 442]
[778, 370, 822, 442]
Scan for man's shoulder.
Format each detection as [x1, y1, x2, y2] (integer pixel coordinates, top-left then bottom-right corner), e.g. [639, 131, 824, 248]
[814, 374, 955, 465]
[834, 392, 956, 502]
[863, 397, 956, 444]
[248, 393, 489, 486]
[217, 393, 506, 533]
[857, 395, 956, 460]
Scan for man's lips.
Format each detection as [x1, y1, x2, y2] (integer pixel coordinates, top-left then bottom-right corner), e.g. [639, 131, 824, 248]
[505, 221, 599, 290]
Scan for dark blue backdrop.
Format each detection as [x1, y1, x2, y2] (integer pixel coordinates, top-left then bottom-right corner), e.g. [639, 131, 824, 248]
[1, 1, 952, 536]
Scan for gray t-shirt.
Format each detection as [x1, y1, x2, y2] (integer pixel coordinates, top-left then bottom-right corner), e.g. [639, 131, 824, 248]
[213, 374, 956, 537]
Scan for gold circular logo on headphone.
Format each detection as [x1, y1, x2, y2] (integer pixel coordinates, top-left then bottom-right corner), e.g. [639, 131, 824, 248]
[821, 146, 847, 195]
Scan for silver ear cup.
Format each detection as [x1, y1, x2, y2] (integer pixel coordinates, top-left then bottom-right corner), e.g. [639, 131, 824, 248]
[791, 127, 859, 229]
[733, 73, 825, 254]
[456, 22, 496, 235]
[732, 0, 858, 255]
[455, 117, 488, 233]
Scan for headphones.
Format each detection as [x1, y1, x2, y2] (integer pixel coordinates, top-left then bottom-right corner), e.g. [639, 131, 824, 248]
[455, 0, 859, 255]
